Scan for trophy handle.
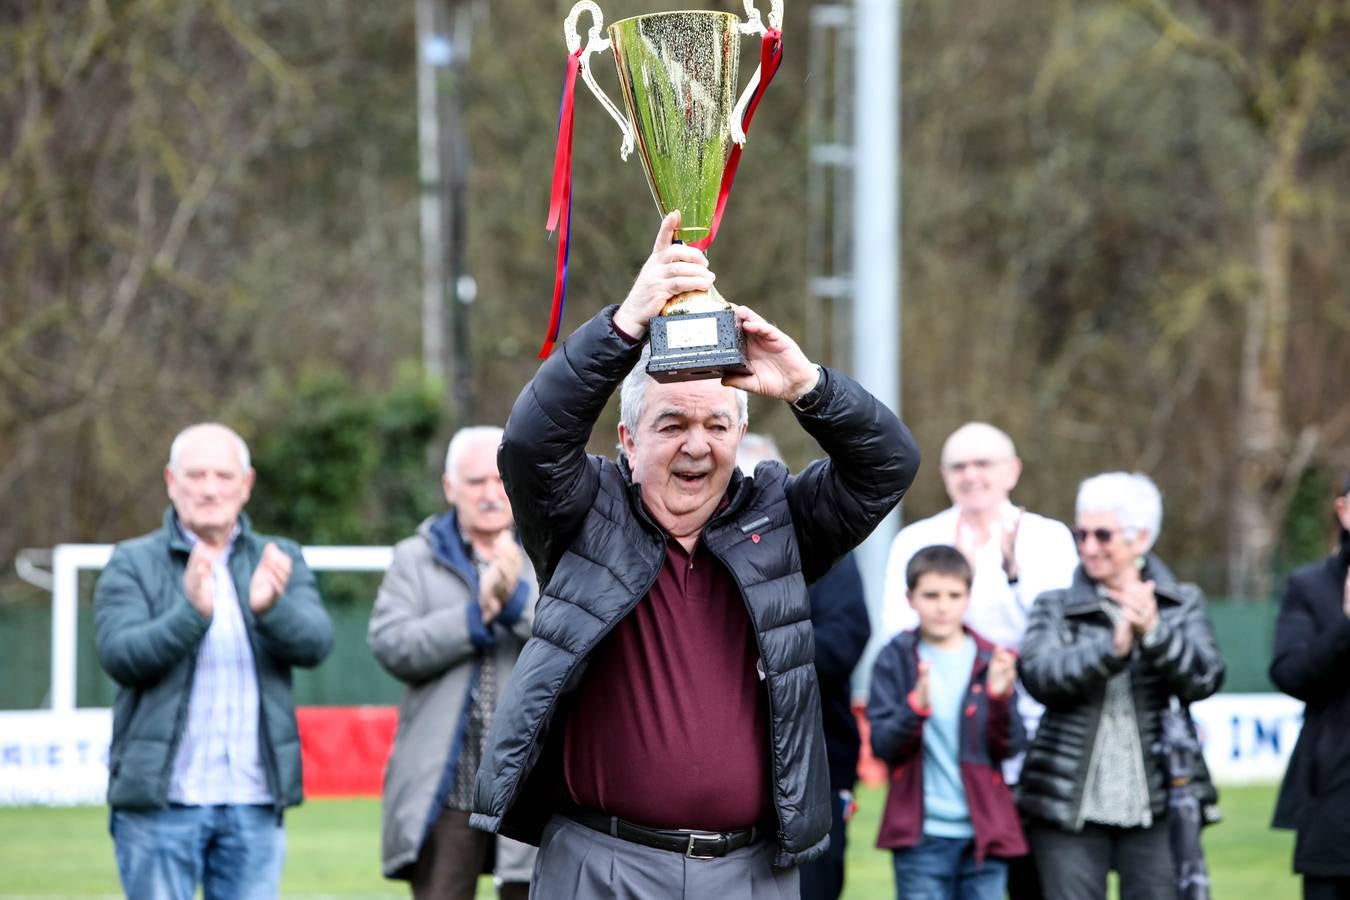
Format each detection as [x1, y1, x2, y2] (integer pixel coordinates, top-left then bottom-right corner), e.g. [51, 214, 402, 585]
[730, 0, 784, 146]
[565, 1, 635, 161]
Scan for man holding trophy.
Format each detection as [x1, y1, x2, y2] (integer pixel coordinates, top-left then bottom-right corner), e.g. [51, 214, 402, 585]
[470, 4, 917, 894]
[472, 205, 917, 894]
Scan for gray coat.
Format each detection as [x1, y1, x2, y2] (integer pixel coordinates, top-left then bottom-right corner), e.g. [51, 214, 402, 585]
[368, 512, 537, 880]
[93, 509, 334, 812]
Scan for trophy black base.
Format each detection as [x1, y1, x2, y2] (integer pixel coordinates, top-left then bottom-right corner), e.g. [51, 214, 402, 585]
[646, 309, 751, 383]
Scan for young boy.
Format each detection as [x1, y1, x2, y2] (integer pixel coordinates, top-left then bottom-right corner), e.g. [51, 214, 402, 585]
[867, 544, 1027, 899]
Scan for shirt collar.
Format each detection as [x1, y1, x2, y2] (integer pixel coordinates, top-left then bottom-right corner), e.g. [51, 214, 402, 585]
[176, 519, 241, 559]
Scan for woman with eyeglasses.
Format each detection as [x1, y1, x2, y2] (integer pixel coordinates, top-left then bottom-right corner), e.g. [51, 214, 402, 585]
[1270, 471, 1350, 900]
[1014, 472, 1225, 900]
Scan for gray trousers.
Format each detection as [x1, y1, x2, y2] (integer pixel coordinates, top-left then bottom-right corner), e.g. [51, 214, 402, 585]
[1029, 819, 1177, 900]
[530, 815, 800, 900]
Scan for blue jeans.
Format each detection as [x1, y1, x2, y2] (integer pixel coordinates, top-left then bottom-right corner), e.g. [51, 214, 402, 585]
[892, 834, 1007, 900]
[111, 804, 285, 900]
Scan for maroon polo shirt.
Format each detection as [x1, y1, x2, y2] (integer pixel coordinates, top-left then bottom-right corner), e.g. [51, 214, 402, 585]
[562, 528, 771, 831]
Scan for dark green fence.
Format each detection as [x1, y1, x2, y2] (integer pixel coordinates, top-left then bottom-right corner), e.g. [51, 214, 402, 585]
[0, 572, 404, 709]
[0, 587, 1281, 709]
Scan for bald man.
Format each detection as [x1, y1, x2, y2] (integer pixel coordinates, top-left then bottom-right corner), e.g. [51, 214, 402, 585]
[94, 423, 334, 900]
[880, 423, 1075, 647]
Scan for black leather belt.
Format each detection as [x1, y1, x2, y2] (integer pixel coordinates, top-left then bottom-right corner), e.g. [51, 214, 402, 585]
[569, 810, 760, 860]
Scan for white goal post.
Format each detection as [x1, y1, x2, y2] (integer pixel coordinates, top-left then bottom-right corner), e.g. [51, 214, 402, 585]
[48, 543, 393, 713]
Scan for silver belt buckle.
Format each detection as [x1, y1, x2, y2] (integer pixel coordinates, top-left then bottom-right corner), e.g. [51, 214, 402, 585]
[685, 832, 722, 860]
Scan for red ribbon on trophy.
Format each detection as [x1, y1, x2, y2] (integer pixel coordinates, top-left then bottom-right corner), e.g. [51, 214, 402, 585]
[689, 28, 783, 252]
[540, 48, 584, 359]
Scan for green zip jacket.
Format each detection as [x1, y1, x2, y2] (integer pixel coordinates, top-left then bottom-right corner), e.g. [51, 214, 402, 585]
[93, 508, 334, 810]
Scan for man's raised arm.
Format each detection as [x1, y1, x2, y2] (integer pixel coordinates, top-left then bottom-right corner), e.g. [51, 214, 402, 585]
[499, 211, 715, 581]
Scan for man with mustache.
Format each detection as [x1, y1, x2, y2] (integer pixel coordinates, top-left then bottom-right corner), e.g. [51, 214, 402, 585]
[470, 212, 920, 899]
[369, 426, 538, 899]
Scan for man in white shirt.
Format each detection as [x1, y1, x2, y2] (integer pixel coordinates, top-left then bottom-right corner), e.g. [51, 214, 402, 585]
[881, 423, 1077, 649]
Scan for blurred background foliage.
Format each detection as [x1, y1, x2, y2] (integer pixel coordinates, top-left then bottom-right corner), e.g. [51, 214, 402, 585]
[2, 0, 1349, 616]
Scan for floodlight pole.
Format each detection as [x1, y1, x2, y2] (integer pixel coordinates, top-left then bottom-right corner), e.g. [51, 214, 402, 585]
[851, 0, 902, 622]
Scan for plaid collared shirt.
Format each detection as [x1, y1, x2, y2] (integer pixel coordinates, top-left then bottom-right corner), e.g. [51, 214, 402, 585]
[167, 522, 273, 806]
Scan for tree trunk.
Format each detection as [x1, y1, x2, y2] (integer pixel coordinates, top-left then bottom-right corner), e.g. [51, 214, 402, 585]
[1228, 143, 1296, 602]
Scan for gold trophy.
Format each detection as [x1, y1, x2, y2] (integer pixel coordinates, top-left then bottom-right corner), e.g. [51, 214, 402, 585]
[563, 0, 784, 382]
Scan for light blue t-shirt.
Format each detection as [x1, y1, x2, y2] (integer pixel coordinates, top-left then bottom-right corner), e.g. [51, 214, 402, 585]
[919, 635, 977, 838]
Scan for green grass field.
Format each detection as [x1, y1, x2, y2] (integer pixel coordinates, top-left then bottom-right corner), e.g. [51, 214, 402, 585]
[0, 784, 1296, 898]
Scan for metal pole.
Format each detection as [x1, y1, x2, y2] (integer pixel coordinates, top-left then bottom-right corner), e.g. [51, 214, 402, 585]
[50, 545, 79, 712]
[444, 3, 476, 422]
[415, 0, 448, 384]
[851, 0, 901, 687]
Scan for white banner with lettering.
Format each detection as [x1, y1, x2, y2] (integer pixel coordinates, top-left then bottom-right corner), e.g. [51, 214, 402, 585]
[0, 709, 111, 805]
[0, 693, 1307, 805]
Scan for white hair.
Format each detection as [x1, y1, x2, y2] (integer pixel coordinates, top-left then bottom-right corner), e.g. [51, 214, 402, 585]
[445, 426, 505, 478]
[1076, 471, 1164, 551]
[736, 432, 782, 475]
[168, 423, 250, 472]
[941, 422, 1016, 466]
[619, 344, 749, 440]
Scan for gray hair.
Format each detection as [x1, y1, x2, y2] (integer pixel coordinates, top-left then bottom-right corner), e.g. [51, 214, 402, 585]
[168, 423, 250, 473]
[1076, 471, 1163, 551]
[736, 432, 782, 475]
[445, 425, 505, 478]
[619, 344, 749, 438]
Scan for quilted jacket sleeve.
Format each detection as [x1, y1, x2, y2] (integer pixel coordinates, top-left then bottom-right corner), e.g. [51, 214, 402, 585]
[251, 541, 334, 669]
[1018, 590, 1127, 708]
[867, 637, 927, 765]
[1136, 583, 1225, 703]
[94, 545, 209, 688]
[498, 307, 643, 584]
[786, 369, 920, 585]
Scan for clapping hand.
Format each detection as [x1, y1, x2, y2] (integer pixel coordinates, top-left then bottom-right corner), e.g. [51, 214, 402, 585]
[987, 646, 1018, 698]
[479, 531, 523, 625]
[249, 543, 293, 615]
[1001, 506, 1024, 582]
[1342, 566, 1350, 620]
[183, 544, 218, 619]
[908, 660, 931, 713]
[1114, 578, 1159, 637]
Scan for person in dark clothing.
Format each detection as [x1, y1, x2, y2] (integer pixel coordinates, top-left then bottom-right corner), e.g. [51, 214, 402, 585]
[737, 433, 872, 900]
[469, 211, 920, 900]
[94, 423, 334, 900]
[1270, 471, 1350, 900]
[1017, 472, 1225, 900]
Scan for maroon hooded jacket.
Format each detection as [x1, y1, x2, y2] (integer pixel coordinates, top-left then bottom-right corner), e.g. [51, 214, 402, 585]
[866, 627, 1028, 863]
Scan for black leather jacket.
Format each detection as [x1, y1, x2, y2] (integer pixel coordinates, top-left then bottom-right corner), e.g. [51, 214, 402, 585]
[1016, 556, 1225, 831]
[470, 307, 918, 867]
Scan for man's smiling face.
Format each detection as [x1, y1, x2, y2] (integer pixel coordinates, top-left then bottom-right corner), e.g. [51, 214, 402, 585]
[619, 378, 746, 534]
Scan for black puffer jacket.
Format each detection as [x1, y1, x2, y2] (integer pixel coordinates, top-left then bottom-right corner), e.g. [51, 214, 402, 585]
[470, 307, 918, 867]
[1016, 557, 1225, 831]
[1270, 533, 1350, 877]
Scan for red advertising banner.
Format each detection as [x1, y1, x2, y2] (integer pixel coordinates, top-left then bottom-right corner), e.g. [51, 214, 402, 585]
[297, 706, 398, 797]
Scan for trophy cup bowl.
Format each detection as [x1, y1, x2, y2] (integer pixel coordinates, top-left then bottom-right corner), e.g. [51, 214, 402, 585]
[564, 1, 783, 382]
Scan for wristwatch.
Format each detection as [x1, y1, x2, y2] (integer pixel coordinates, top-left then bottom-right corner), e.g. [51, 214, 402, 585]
[790, 365, 827, 412]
